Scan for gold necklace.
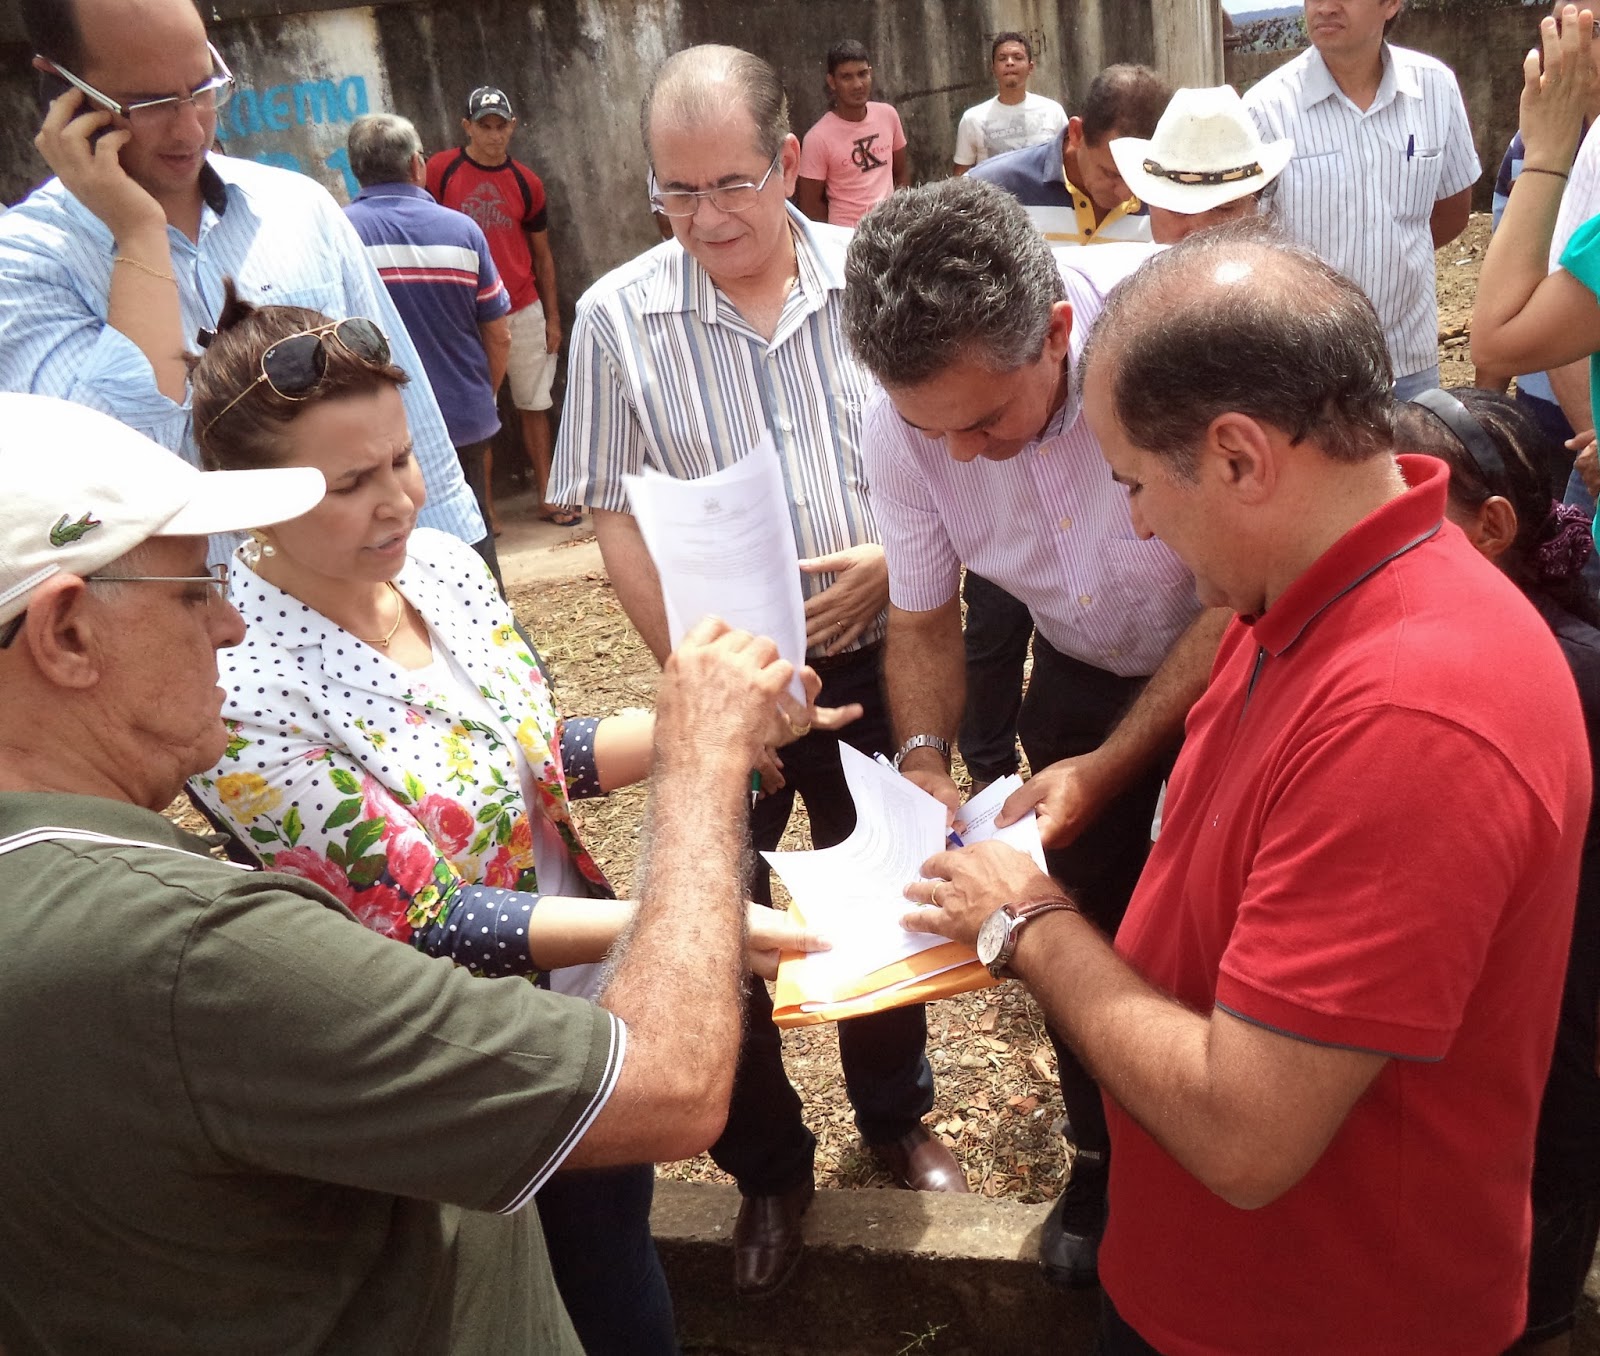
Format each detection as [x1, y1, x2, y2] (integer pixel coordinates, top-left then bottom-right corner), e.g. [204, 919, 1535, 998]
[360, 581, 406, 648]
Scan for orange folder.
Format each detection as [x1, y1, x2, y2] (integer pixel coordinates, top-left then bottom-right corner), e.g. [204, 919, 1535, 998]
[771, 932, 999, 1028]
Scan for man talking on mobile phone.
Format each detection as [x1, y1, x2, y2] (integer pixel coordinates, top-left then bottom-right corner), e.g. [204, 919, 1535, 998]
[0, 0, 495, 575]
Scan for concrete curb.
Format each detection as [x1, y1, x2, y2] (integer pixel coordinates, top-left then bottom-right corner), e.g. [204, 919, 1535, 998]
[652, 1180, 1099, 1355]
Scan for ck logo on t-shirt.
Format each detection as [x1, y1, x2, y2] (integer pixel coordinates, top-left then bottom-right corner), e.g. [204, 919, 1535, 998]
[850, 134, 885, 173]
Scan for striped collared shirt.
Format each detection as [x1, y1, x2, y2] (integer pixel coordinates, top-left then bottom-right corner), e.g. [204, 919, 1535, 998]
[0, 154, 485, 545]
[863, 247, 1200, 679]
[550, 206, 884, 651]
[970, 128, 1153, 247]
[1245, 43, 1480, 381]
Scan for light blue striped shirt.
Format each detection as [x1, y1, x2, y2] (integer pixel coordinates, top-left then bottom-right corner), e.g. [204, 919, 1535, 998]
[550, 207, 883, 650]
[1245, 44, 1480, 381]
[0, 153, 483, 545]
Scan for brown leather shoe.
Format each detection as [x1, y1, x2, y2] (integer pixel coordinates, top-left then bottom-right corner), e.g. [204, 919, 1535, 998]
[732, 1177, 814, 1298]
[870, 1125, 970, 1192]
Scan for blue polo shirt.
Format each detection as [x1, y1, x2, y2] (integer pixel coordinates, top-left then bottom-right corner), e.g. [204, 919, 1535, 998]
[345, 183, 511, 447]
[970, 128, 1150, 246]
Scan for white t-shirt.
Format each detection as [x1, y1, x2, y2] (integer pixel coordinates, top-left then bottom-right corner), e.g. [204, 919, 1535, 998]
[953, 91, 1069, 168]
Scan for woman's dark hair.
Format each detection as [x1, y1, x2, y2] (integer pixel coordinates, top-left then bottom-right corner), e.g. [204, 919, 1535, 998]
[188, 278, 408, 472]
[1394, 386, 1600, 628]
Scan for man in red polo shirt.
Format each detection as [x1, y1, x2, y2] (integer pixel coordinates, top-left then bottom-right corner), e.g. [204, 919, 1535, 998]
[901, 224, 1591, 1356]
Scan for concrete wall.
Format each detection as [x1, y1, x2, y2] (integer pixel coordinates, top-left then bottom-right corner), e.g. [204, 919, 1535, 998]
[1224, 2, 1552, 212]
[0, 0, 1223, 316]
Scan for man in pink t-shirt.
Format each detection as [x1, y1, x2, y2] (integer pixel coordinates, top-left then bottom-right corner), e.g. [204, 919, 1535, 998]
[796, 40, 910, 228]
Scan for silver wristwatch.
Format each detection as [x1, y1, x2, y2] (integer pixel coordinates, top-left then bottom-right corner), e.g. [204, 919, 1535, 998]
[977, 898, 1080, 979]
[891, 732, 952, 771]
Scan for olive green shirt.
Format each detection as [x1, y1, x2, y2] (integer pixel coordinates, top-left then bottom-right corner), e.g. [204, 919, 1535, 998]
[0, 793, 624, 1355]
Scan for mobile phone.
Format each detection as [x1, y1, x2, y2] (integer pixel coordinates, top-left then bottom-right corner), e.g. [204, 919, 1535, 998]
[36, 67, 114, 146]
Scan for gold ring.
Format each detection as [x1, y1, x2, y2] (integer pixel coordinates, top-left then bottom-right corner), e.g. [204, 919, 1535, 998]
[931, 881, 942, 908]
[787, 717, 812, 738]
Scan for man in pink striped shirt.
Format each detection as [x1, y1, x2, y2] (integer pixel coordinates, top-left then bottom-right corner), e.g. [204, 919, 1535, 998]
[843, 177, 1228, 1289]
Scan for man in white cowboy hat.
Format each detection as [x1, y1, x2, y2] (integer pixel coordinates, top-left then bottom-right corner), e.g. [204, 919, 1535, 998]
[1110, 86, 1294, 244]
[0, 392, 807, 1352]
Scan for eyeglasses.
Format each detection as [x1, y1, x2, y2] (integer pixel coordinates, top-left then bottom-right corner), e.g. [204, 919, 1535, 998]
[649, 153, 783, 217]
[86, 563, 231, 600]
[202, 318, 391, 438]
[2, 563, 231, 649]
[40, 42, 235, 128]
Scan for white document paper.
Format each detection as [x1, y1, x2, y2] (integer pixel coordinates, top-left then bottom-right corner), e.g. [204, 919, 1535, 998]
[763, 745, 951, 1003]
[622, 436, 807, 703]
[953, 775, 1047, 871]
[766, 757, 1052, 1008]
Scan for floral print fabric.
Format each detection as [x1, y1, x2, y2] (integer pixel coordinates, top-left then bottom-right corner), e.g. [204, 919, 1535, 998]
[191, 528, 612, 948]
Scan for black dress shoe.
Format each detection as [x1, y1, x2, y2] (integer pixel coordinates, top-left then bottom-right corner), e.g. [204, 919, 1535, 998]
[870, 1125, 970, 1193]
[1039, 1149, 1107, 1289]
[733, 1177, 814, 1298]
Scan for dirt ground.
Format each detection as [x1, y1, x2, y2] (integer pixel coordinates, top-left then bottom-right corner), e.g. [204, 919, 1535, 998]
[1437, 212, 1493, 389]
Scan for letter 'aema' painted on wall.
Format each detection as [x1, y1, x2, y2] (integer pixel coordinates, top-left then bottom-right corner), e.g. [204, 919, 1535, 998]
[220, 74, 370, 199]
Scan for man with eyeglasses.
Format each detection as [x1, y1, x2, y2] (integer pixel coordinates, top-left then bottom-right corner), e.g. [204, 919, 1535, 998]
[0, 0, 490, 568]
[0, 391, 808, 1354]
[550, 42, 967, 1302]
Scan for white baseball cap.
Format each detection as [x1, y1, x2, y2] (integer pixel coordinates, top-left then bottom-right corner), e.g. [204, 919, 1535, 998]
[0, 394, 325, 625]
[1111, 86, 1294, 216]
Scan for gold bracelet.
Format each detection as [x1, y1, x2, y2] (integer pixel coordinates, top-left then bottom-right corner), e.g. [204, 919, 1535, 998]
[111, 254, 177, 284]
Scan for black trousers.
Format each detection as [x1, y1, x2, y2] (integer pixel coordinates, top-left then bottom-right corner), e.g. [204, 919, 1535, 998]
[709, 644, 936, 1195]
[958, 571, 1035, 784]
[1017, 636, 1173, 1159]
[456, 438, 504, 593]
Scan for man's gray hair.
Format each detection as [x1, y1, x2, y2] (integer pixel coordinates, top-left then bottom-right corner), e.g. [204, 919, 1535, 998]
[642, 44, 790, 164]
[842, 177, 1067, 388]
[1079, 220, 1394, 479]
[347, 114, 423, 188]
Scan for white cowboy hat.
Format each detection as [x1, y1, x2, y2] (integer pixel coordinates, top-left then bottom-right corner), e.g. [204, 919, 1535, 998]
[1110, 85, 1294, 215]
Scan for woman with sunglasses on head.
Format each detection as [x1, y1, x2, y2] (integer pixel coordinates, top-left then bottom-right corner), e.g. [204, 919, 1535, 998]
[186, 283, 850, 1356]
[1395, 388, 1600, 1356]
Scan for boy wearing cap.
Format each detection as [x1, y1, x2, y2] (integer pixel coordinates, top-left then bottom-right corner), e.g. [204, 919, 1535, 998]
[428, 88, 574, 527]
[1109, 86, 1293, 244]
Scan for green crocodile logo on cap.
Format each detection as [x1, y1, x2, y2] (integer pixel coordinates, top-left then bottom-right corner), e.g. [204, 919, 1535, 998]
[49, 512, 102, 547]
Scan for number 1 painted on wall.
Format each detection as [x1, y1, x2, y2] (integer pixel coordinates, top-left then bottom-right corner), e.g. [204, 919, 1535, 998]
[325, 145, 359, 201]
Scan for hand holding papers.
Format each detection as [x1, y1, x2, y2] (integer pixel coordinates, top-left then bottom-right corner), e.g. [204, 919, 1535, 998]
[622, 435, 808, 705]
[765, 749, 1051, 1026]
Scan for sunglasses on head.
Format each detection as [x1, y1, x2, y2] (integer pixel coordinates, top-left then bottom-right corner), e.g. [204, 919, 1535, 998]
[202, 318, 391, 438]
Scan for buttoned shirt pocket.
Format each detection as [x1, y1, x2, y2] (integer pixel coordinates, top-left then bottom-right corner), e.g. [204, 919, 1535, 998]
[1395, 146, 1444, 221]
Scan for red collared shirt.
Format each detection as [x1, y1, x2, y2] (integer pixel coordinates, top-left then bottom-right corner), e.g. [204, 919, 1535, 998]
[1101, 455, 1590, 1356]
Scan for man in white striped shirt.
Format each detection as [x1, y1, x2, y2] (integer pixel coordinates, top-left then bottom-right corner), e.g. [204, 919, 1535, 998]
[549, 44, 965, 1300]
[1244, 0, 1480, 399]
[843, 177, 1229, 1290]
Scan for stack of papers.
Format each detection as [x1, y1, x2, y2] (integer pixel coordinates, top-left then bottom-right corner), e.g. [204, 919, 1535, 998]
[621, 435, 807, 704]
[766, 747, 1047, 1027]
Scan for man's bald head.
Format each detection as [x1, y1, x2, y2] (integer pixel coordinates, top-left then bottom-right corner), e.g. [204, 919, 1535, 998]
[641, 44, 790, 164]
[22, 0, 203, 72]
[1081, 222, 1395, 479]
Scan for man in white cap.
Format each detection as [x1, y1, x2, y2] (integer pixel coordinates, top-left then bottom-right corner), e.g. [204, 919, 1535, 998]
[1110, 86, 1294, 244]
[0, 393, 805, 1353]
